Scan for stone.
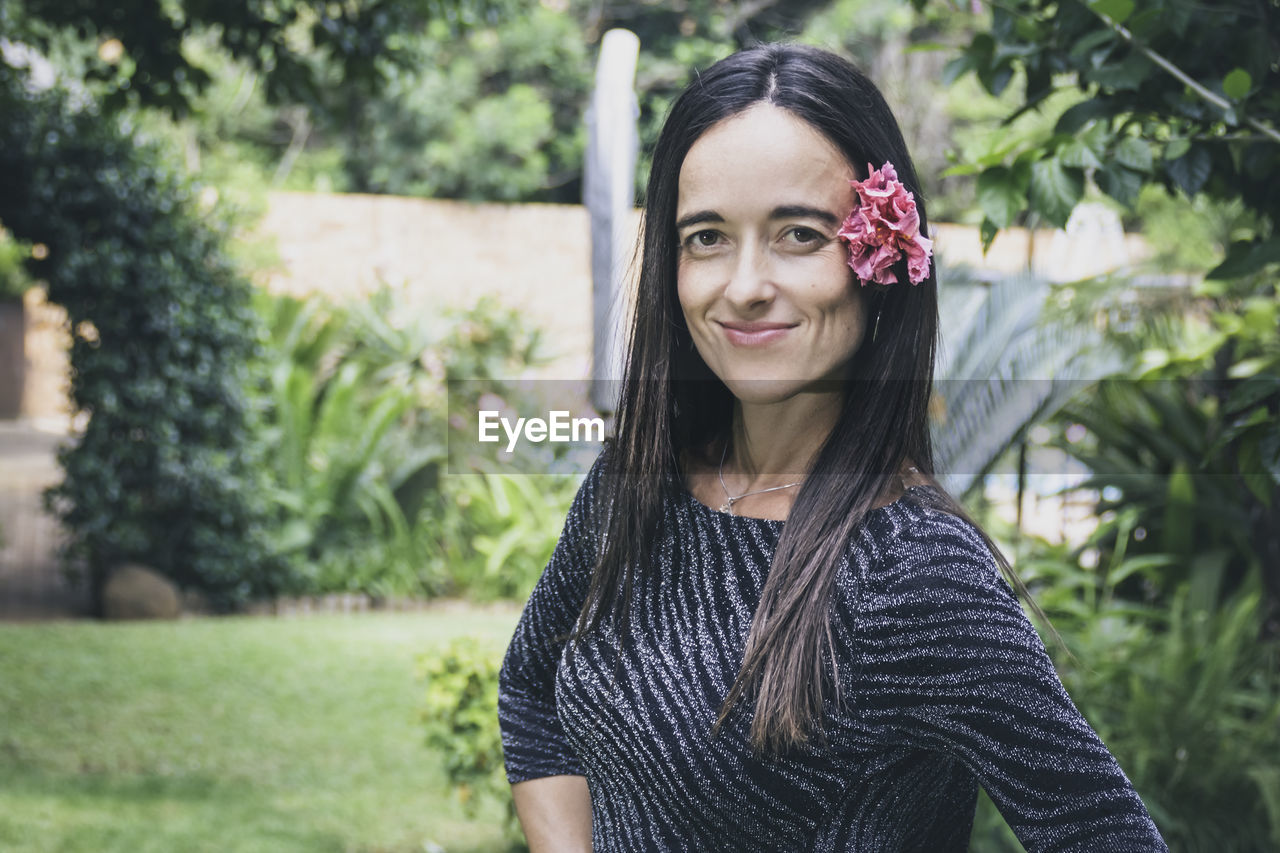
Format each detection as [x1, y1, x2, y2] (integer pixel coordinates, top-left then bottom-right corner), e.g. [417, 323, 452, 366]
[102, 564, 181, 620]
[180, 587, 210, 616]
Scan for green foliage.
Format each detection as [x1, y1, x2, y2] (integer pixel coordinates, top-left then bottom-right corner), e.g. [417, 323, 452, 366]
[937, 0, 1280, 623]
[0, 63, 287, 611]
[1045, 272, 1280, 617]
[329, 0, 835, 201]
[1054, 380, 1259, 606]
[933, 0, 1279, 268]
[7, 0, 851, 204]
[964, 267, 1280, 842]
[2, 0, 499, 117]
[1001, 525, 1280, 851]
[255, 288, 445, 597]
[254, 285, 569, 600]
[0, 230, 33, 301]
[439, 294, 548, 384]
[339, 6, 591, 200]
[1059, 588, 1280, 850]
[418, 637, 524, 847]
[971, 575, 1280, 851]
[1130, 184, 1246, 274]
[435, 472, 580, 601]
[963, 259, 1280, 847]
[932, 268, 1125, 499]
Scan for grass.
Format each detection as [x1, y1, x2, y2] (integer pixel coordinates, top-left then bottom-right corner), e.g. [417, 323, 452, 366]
[0, 607, 522, 852]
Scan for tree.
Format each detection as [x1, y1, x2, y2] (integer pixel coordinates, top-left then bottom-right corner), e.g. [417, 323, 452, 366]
[324, 0, 839, 200]
[930, 0, 1278, 262]
[1, 1, 841, 202]
[0, 0, 497, 117]
[931, 0, 1280, 631]
[0, 62, 293, 613]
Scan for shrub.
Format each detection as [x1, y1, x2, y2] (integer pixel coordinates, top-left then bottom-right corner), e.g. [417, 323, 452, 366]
[430, 472, 579, 601]
[1058, 589, 1280, 851]
[0, 230, 32, 301]
[254, 286, 572, 600]
[254, 288, 445, 597]
[0, 62, 288, 611]
[970, 537, 1280, 852]
[418, 638, 524, 848]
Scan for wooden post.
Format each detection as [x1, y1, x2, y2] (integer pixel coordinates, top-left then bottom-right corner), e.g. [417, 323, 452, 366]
[584, 29, 640, 416]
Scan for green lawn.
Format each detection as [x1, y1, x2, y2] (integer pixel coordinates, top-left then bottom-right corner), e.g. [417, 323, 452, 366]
[0, 608, 522, 852]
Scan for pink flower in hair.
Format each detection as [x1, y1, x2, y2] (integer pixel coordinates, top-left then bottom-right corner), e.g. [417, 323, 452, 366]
[837, 161, 933, 286]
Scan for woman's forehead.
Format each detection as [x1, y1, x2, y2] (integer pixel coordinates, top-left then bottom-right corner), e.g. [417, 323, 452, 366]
[676, 103, 856, 221]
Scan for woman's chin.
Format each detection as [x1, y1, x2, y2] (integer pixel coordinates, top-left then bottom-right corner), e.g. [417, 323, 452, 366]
[720, 376, 838, 404]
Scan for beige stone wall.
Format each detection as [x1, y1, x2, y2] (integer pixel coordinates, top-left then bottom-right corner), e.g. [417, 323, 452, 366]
[14, 191, 1147, 421]
[931, 221, 1151, 280]
[17, 193, 636, 420]
[19, 287, 72, 422]
[255, 192, 635, 381]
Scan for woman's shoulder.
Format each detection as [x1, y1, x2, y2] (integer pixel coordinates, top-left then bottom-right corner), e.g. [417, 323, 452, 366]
[569, 439, 620, 493]
[836, 492, 1046, 684]
[555, 440, 618, 541]
[876, 488, 998, 572]
[843, 488, 1019, 623]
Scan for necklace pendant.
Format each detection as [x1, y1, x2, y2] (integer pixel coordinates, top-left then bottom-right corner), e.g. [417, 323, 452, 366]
[720, 499, 735, 515]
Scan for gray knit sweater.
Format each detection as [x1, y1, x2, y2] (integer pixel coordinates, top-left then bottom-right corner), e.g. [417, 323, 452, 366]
[498, 449, 1168, 851]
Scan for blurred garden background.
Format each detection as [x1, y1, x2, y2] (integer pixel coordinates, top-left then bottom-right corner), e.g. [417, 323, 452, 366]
[0, 0, 1277, 850]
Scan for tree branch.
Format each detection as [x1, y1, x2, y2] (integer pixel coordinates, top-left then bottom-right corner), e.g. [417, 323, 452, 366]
[1092, 8, 1280, 145]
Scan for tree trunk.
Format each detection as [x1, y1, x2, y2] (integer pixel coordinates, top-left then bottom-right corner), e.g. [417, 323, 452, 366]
[0, 297, 25, 419]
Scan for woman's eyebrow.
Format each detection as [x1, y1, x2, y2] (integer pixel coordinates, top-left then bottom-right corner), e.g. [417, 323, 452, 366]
[769, 205, 840, 225]
[676, 205, 840, 231]
[675, 210, 723, 231]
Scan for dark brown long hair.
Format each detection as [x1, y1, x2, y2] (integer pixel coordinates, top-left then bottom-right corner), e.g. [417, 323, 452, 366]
[573, 43, 1043, 755]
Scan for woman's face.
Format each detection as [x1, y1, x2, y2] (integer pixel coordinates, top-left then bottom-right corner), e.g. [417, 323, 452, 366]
[675, 102, 868, 405]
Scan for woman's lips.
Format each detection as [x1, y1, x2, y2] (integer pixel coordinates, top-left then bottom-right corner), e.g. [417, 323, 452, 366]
[717, 321, 798, 347]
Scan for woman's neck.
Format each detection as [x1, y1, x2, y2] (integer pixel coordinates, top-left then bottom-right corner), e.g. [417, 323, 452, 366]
[727, 390, 843, 488]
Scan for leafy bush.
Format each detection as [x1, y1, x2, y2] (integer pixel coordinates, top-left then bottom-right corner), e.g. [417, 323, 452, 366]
[432, 472, 580, 601]
[418, 638, 524, 848]
[355, 6, 590, 202]
[1053, 378, 1268, 608]
[254, 285, 573, 600]
[931, 268, 1125, 499]
[968, 532, 1280, 852]
[254, 288, 445, 597]
[964, 264, 1280, 848]
[0, 230, 32, 301]
[1061, 589, 1280, 850]
[1040, 273, 1280, 624]
[0, 61, 287, 611]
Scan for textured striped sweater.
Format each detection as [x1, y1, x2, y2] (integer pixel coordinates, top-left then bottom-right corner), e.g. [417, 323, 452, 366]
[498, 449, 1168, 851]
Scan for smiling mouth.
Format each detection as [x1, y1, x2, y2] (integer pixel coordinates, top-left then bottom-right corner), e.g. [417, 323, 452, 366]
[716, 321, 798, 347]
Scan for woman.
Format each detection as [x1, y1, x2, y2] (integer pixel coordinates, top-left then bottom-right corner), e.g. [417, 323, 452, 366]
[498, 43, 1167, 852]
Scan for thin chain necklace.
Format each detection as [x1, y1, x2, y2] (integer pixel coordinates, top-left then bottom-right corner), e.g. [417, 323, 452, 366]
[717, 439, 805, 516]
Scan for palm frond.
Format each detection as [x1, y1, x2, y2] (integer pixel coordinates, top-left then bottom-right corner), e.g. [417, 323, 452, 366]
[933, 267, 1126, 498]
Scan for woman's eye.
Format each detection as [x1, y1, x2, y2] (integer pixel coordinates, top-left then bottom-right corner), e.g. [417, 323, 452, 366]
[685, 230, 722, 249]
[786, 227, 824, 245]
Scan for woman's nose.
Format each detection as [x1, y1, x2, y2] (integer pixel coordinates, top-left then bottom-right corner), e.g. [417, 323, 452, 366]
[722, 240, 775, 308]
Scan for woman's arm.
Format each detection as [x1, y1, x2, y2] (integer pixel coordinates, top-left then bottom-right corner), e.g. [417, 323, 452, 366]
[858, 509, 1168, 852]
[497, 446, 612, 845]
[512, 775, 592, 852]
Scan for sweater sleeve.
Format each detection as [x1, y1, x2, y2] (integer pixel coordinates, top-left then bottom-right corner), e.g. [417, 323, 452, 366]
[854, 507, 1168, 852]
[497, 445, 612, 784]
